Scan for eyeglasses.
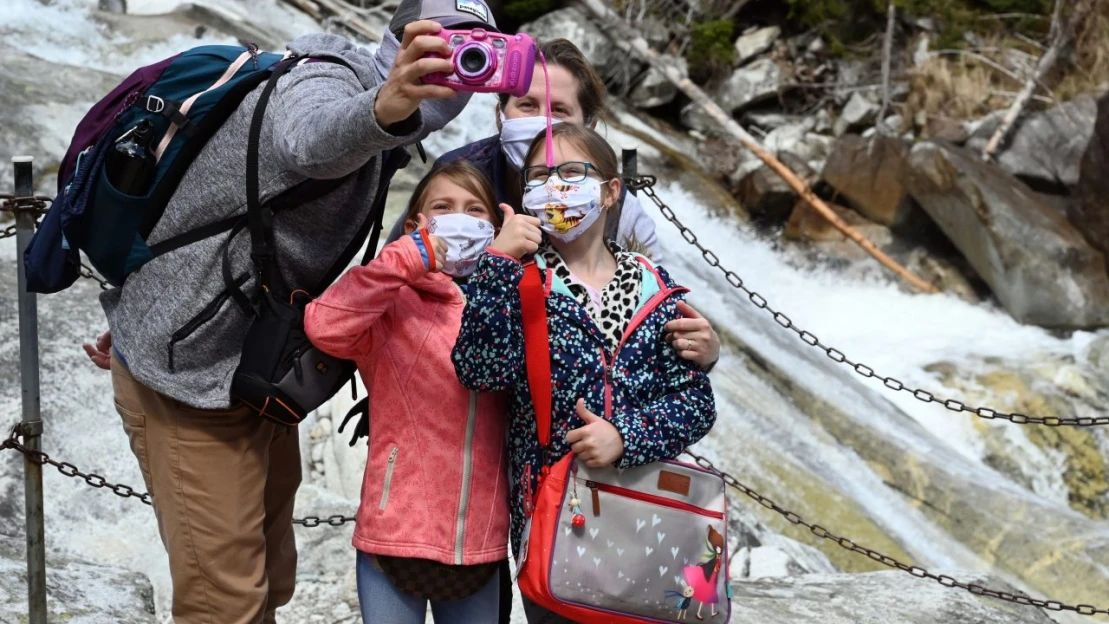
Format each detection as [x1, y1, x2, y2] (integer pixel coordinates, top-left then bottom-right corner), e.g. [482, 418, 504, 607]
[522, 162, 600, 188]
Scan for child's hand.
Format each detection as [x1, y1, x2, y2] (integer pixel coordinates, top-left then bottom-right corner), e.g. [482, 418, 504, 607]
[566, 399, 624, 467]
[489, 204, 542, 259]
[411, 214, 448, 271]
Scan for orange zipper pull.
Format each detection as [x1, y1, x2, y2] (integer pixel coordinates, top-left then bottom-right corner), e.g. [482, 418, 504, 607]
[588, 481, 600, 517]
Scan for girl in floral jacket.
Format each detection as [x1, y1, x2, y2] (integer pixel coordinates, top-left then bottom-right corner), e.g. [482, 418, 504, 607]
[451, 123, 716, 622]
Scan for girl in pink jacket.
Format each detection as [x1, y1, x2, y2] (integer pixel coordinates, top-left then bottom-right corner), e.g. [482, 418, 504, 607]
[305, 161, 512, 623]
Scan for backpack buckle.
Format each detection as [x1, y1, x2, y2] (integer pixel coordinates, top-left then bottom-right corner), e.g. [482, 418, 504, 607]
[145, 95, 166, 114]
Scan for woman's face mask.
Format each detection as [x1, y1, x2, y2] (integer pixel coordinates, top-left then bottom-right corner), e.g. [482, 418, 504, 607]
[499, 112, 562, 171]
[426, 213, 495, 278]
[521, 176, 607, 244]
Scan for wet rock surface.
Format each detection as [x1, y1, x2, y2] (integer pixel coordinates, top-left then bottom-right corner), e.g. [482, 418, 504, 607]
[906, 141, 1109, 329]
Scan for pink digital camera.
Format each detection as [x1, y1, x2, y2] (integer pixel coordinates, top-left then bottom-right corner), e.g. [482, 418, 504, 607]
[422, 28, 537, 97]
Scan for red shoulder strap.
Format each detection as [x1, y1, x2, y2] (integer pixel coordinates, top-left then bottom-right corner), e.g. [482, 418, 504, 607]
[519, 262, 552, 448]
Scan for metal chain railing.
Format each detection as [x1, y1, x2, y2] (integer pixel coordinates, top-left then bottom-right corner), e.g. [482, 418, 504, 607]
[629, 175, 1109, 428]
[0, 193, 112, 290]
[0, 425, 355, 527]
[78, 261, 111, 291]
[0, 194, 51, 240]
[682, 449, 1108, 617]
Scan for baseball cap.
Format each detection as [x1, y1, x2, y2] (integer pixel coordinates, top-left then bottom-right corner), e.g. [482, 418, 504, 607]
[389, 0, 498, 40]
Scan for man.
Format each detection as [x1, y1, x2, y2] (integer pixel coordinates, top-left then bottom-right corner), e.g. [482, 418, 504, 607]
[84, 1, 496, 621]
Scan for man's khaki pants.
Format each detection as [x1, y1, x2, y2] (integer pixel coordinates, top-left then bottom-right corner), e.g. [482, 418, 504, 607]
[111, 356, 300, 624]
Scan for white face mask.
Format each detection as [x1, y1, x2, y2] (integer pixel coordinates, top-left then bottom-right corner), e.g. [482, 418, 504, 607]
[499, 112, 561, 171]
[522, 177, 606, 244]
[426, 213, 495, 278]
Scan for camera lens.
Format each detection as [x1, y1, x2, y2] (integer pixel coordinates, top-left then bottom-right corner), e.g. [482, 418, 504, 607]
[459, 47, 488, 74]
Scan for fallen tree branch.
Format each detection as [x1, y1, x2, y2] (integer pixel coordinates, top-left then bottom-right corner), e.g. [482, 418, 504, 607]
[575, 0, 938, 294]
[981, 0, 1092, 161]
[877, 0, 896, 134]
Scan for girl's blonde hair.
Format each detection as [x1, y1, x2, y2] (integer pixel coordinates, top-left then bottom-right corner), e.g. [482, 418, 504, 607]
[404, 160, 503, 229]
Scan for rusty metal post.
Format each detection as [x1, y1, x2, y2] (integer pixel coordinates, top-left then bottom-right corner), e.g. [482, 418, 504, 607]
[13, 155, 47, 624]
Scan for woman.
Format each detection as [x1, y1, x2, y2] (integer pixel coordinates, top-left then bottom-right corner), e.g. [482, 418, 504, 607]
[452, 123, 716, 624]
[384, 37, 722, 373]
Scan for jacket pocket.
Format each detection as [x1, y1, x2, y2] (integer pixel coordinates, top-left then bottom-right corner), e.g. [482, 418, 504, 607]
[378, 446, 399, 512]
[167, 272, 249, 372]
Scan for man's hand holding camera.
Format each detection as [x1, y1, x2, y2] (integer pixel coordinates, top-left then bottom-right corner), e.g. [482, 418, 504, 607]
[375, 20, 459, 128]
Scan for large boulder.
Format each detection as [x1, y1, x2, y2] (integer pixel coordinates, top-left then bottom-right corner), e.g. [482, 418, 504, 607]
[728, 571, 1058, 623]
[0, 536, 156, 623]
[967, 94, 1097, 190]
[521, 8, 641, 90]
[1073, 90, 1109, 274]
[906, 141, 1109, 328]
[822, 134, 916, 227]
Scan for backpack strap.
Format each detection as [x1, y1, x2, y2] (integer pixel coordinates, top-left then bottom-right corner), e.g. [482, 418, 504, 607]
[519, 261, 553, 448]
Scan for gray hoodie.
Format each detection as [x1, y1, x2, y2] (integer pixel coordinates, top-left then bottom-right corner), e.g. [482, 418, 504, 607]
[100, 31, 471, 409]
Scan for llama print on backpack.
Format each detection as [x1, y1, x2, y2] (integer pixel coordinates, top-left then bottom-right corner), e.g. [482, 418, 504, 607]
[683, 526, 725, 620]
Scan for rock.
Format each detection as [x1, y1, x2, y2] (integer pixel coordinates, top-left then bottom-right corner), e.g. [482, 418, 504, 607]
[93, 3, 287, 51]
[966, 95, 1098, 190]
[813, 109, 833, 134]
[728, 571, 1058, 623]
[0, 536, 156, 623]
[784, 199, 890, 246]
[715, 59, 786, 115]
[736, 153, 814, 223]
[822, 135, 916, 227]
[521, 8, 641, 89]
[680, 102, 715, 134]
[734, 26, 780, 66]
[763, 118, 833, 167]
[744, 111, 804, 131]
[629, 56, 686, 109]
[912, 34, 932, 66]
[0, 47, 122, 194]
[923, 116, 968, 144]
[906, 141, 1109, 328]
[1074, 90, 1109, 273]
[904, 247, 981, 303]
[98, 0, 127, 13]
[743, 546, 813, 579]
[1087, 334, 1109, 370]
[834, 92, 880, 137]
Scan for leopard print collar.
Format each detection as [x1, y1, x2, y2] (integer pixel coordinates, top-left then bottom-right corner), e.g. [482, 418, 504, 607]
[540, 242, 643, 354]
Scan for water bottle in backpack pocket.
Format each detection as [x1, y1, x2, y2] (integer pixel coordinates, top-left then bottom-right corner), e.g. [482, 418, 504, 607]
[24, 44, 295, 293]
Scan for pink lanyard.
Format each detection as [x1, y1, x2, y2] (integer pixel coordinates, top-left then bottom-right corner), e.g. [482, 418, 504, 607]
[538, 50, 555, 168]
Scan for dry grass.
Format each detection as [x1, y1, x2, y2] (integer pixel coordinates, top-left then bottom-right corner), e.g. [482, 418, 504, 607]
[902, 46, 1015, 126]
[902, 3, 1109, 128]
[1055, 1, 1109, 100]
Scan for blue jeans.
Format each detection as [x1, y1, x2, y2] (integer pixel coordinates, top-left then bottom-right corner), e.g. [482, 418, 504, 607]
[356, 551, 501, 624]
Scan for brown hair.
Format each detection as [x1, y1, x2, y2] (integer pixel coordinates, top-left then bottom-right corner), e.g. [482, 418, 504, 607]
[523, 123, 619, 183]
[403, 160, 503, 229]
[707, 525, 724, 551]
[498, 38, 609, 125]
